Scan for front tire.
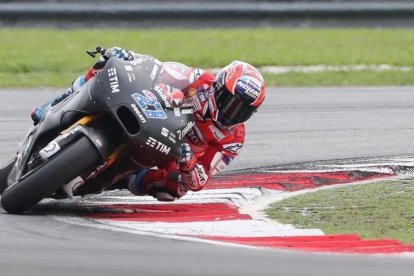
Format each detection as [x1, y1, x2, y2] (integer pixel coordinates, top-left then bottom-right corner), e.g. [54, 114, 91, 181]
[1, 136, 101, 214]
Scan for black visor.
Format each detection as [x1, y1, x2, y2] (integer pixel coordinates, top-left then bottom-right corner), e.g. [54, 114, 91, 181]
[215, 86, 257, 127]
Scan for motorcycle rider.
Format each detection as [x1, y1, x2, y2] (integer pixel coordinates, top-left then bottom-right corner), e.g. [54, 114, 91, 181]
[31, 47, 266, 201]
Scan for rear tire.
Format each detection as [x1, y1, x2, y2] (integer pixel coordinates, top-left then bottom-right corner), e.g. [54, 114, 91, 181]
[0, 159, 16, 194]
[1, 136, 101, 214]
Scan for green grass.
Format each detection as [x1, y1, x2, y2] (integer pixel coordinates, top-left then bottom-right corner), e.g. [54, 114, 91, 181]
[265, 179, 414, 244]
[264, 70, 414, 87]
[2, 28, 414, 87]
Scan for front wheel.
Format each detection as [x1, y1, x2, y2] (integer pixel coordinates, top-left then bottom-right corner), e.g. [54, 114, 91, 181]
[1, 136, 101, 214]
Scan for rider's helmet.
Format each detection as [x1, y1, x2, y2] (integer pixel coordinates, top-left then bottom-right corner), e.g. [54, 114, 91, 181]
[210, 61, 266, 128]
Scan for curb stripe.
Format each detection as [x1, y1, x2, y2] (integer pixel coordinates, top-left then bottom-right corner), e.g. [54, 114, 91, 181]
[68, 166, 414, 255]
[82, 203, 250, 222]
[197, 234, 414, 254]
[208, 171, 393, 191]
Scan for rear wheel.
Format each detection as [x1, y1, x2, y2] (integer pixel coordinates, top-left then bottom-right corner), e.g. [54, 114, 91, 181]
[1, 136, 101, 214]
[0, 159, 16, 194]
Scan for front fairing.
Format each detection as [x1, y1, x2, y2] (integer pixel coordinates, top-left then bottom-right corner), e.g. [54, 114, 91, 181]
[92, 57, 194, 167]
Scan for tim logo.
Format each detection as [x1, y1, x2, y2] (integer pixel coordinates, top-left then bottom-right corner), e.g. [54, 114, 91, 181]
[146, 137, 171, 155]
[108, 67, 120, 93]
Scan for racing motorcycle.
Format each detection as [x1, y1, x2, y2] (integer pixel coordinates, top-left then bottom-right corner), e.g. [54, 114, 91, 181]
[0, 47, 194, 214]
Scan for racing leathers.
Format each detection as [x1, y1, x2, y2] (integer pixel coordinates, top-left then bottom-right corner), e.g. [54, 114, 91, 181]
[31, 47, 246, 201]
[126, 54, 245, 201]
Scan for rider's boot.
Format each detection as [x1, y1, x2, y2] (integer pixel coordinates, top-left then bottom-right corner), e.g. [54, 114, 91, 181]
[31, 76, 86, 125]
[30, 101, 53, 125]
[128, 168, 184, 202]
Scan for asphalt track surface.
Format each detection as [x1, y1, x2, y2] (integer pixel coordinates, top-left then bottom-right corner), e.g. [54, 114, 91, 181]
[0, 87, 414, 276]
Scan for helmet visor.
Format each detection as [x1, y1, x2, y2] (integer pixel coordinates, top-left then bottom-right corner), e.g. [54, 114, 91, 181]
[215, 87, 256, 127]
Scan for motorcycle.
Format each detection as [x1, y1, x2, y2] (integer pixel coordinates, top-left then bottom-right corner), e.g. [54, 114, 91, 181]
[0, 47, 194, 214]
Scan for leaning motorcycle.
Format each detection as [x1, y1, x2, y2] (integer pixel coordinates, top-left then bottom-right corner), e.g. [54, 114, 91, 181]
[0, 47, 194, 214]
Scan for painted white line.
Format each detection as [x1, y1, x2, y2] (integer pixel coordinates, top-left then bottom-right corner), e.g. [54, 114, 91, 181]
[96, 219, 324, 237]
[51, 215, 271, 251]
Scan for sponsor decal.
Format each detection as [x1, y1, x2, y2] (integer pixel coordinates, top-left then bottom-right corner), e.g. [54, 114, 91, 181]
[154, 85, 171, 108]
[168, 132, 177, 144]
[62, 176, 85, 196]
[186, 128, 201, 145]
[127, 72, 136, 82]
[108, 68, 120, 93]
[181, 164, 208, 191]
[161, 127, 169, 137]
[224, 142, 243, 154]
[185, 96, 201, 111]
[176, 121, 195, 140]
[197, 90, 206, 102]
[188, 88, 197, 97]
[180, 164, 207, 190]
[130, 103, 147, 123]
[108, 67, 117, 77]
[59, 126, 81, 140]
[236, 77, 260, 99]
[39, 125, 82, 160]
[124, 65, 134, 72]
[146, 137, 171, 155]
[209, 124, 225, 140]
[216, 160, 227, 171]
[131, 91, 167, 120]
[39, 140, 61, 160]
[129, 57, 145, 66]
[195, 164, 207, 185]
[161, 127, 177, 143]
[174, 108, 181, 117]
[181, 108, 193, 115]
[150, 64, 159, 80]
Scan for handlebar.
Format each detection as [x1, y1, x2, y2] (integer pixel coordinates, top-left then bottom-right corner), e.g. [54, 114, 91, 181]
[86, 46, 106, 58]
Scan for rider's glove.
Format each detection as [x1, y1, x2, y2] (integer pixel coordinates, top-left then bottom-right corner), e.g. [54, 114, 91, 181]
[178, 143, 197, 172]
[103, 47, 135, 61]
[93, 46, 135, 70]
[178, 143, 208, 191]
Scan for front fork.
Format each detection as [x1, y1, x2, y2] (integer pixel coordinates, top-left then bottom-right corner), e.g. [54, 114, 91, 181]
[39, 113, 126, 196]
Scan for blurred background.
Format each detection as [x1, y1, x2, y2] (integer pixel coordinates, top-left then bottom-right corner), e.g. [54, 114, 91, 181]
[2, 0, 414, 28]
[1, 1, 414, 88]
